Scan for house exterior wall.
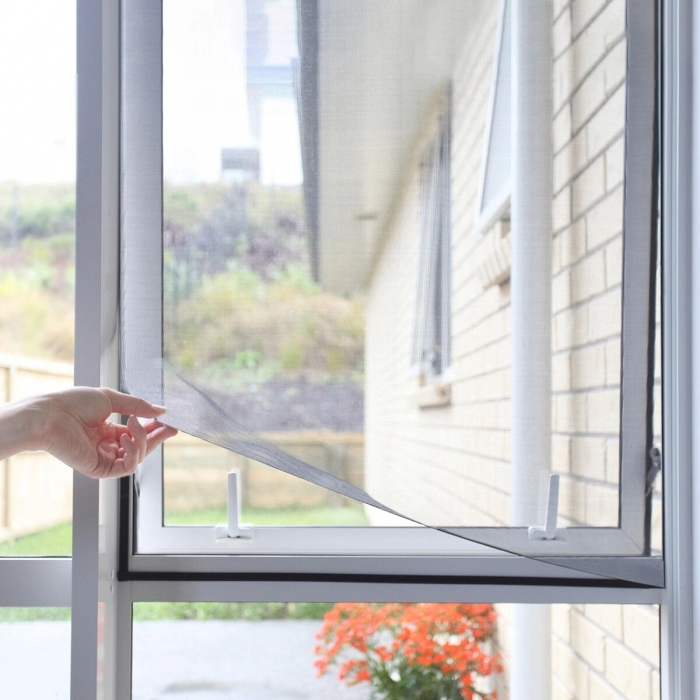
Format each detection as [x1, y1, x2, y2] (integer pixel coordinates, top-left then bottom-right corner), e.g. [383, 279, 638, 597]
[364, 0, 661, 698]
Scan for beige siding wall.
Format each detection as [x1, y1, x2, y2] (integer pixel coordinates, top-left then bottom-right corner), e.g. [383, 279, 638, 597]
[365, 0, 660, 698]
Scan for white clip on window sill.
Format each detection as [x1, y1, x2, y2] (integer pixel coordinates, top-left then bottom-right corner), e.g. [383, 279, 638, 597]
[214, 470, 253, 540]
[528, 473, 560, 541]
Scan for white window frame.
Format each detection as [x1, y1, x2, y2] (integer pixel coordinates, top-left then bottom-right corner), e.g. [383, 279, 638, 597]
[5, 1, 699, 697]
[119, 0, 660, 587]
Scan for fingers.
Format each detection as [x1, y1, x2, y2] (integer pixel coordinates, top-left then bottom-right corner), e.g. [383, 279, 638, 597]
[112, 418, 178, 476]
[99, 416, 178, 480]
[119, 431, 139, 474]
[122, 418, 178, 458]
[110, 455, 138, 479]
[143, 418, 175, 434]
[101, 388, 167, 420]
[126, 415, 148, 463]
[145, 423, 179, 457]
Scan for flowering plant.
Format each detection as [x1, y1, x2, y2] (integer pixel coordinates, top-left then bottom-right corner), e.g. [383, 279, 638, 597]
[314, 603, 501, 700]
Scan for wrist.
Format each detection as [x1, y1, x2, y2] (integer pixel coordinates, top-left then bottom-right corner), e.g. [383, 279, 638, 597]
[0, 395, 52, 458]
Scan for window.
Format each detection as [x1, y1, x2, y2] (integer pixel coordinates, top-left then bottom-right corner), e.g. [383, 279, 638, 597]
[411, 99, 452, 383]
[117, 0, 661, 589]
[5, 0, 697, 698]
[474, 0, 511, 236]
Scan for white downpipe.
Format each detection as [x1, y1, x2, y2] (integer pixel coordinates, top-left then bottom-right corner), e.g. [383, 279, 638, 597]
[510, 1, 553, 699]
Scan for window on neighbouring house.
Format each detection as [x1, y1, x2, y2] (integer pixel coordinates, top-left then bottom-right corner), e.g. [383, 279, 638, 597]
[475, 0, 511, 235]
[411, 99, 452, 382]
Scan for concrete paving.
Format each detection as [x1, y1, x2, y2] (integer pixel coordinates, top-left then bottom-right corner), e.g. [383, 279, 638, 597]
[132, 620, 368, 700]
[0, 620, 369, 700]
[0, 621, 71, 698]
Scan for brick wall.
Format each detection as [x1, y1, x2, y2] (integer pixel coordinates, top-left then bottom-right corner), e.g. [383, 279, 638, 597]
[364, 0, 661, 697]
[550, 2, 661, 697]
[366, 0, 512, 528]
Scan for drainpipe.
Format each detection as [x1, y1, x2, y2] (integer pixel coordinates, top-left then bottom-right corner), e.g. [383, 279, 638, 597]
[510, 1, 553, 699]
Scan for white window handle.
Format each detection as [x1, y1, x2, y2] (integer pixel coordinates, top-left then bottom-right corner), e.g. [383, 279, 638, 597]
[215, 470, 253, 540]
[528, 474, 560, 541]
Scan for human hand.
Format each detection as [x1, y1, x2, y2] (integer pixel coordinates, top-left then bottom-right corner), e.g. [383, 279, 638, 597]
[37, 387, 178, 479]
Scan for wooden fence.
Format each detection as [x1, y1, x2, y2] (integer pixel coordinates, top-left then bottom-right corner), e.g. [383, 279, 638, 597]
[164, 431, 365, 513]
[0, 355, 74, 543]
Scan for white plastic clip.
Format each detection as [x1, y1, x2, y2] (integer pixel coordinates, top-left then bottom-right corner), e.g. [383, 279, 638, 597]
[528, 474, 560, 541]
[215, 470, 253, 540]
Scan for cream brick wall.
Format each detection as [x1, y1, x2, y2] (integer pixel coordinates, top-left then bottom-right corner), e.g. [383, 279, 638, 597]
[552, 604, 660, 700]
[552, 0, 626, 531]
[366, 0, 512, 527]
[549, 4, 661, 695]
[364, 0, 661, 698]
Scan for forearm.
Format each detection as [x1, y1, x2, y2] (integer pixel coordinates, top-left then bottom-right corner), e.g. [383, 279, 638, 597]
[0, 388, 175, 477]
[0, 396, 47, 461]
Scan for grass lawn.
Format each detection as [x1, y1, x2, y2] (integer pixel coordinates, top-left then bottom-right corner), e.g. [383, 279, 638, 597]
[0, 601, 335, 623]
[0, 522, 72, 557]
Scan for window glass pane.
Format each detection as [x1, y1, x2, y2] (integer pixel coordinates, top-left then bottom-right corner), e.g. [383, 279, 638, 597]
[0, 0, 75, 556]
[132, 602, 659, 700]
[0, 607, 71, 698]
[132, 602, 502, 700]
[161, 0, 373, 528]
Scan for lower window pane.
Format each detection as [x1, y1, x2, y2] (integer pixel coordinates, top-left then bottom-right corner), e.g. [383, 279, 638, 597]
[133, 603, 371, 699]
[0, 607, 71, 698]
[499, 604, 661, 700]
[132, 602, 660, 700]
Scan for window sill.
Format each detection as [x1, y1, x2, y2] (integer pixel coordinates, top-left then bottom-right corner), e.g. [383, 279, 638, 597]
[414, 382, 452, 409]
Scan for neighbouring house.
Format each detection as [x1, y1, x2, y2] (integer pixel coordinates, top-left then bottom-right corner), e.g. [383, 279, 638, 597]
[307, 0, 660, 698]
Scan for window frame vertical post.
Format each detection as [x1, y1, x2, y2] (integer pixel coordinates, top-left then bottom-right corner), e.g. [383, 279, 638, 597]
[660, 0, 696, 697]
[73, 0, 123, 697]
[72, 0, 104, 694]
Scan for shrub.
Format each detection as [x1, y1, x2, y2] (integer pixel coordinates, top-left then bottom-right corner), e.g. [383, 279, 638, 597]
[166, 265, 365, 381]
[315, 603, 501, 700]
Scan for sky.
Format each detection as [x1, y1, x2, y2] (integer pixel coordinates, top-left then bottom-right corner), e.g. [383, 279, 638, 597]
[0, 0, 301, 186]
[0, 1, 77, 184]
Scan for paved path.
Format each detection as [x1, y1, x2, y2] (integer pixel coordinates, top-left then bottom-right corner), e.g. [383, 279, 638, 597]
[0, 621, 70, 698]
[132, 620, 368, 700]
[0, 620, 369, 700]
